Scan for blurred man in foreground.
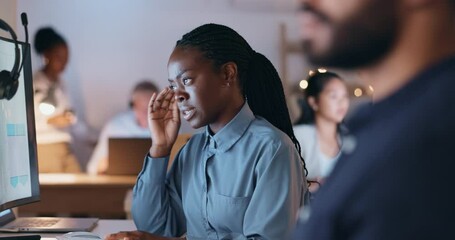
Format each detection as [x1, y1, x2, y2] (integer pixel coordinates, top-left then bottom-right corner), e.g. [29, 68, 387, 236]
[294, 0, 455, 239]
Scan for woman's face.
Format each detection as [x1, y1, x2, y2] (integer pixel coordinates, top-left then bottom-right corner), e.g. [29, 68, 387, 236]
[313, 78, 349, 123]
[167, 47, 232, 131]
[44, 43, 68, 74]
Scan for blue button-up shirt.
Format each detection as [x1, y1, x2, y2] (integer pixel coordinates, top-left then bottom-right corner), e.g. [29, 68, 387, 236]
[132, 103, 305, 239]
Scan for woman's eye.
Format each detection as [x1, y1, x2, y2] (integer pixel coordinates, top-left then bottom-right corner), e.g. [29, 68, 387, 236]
[169, 84, 177, 90]
[183, 78, 192, 85]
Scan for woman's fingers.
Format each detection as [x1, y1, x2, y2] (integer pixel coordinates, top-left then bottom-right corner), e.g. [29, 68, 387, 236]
[105, 231, 141, 240]
[104, 231, 160, 240]
[149, 88, 176, 122]
[170, 96, 179, 122]
[148, 92, 157, 113]
[152, 88, 171, 112]
[160, 89, 174, 111]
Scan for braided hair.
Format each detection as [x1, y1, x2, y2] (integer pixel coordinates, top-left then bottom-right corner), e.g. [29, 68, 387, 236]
[176, 23, 308, 176]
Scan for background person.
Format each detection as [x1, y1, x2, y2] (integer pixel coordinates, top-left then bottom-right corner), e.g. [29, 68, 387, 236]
[87, 80, 158, 174]
[293, 71, 349, 190]
[33, 27, 80, 173]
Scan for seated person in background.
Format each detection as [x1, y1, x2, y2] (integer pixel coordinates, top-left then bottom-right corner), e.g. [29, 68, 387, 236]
[106, 23, 307, 240]
[87, 80, 158, 174]
[293, 71, 349, 190]
[33, 27, 80, 173]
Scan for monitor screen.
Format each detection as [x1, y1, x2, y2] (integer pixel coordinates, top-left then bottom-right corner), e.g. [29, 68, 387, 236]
[0, 36, 40, 211]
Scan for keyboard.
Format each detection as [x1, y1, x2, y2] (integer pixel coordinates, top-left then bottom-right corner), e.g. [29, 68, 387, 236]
[8, 218, 59, 228]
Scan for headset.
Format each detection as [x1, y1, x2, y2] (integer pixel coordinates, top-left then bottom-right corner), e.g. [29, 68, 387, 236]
[0, 17, 22, 100]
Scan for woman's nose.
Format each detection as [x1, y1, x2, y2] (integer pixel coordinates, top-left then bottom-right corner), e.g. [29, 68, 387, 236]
[173, 88, 187, 102]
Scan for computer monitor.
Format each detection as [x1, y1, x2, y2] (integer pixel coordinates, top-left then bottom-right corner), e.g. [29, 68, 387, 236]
[0, 36, 40, 212]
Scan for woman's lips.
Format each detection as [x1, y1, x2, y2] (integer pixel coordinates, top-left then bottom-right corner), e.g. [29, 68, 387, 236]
[181, 108, 195, 121]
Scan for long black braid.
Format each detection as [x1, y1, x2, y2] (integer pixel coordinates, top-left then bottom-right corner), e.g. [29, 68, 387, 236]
[176, 23, 308, 177]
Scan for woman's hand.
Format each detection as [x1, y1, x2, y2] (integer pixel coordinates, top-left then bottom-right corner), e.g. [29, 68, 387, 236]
[46, 110, 77, 128]
[148, 88, 180, 158]
[105, 231, 184, 240]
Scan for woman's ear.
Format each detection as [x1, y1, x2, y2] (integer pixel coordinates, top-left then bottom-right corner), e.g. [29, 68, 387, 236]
[308, 96, 319, 111]
[221, 62, 238, 87]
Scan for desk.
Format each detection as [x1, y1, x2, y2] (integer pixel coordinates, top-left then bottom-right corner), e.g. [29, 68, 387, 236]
[18, 174, 137, 219]
[0, 219, 136, 239]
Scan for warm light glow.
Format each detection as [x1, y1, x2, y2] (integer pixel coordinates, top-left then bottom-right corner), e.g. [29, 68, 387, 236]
[308, 70, 315, 76]
[299, 80, 308, 89]
[39, 102, 56, 115]
[354, 88, 363, 97]
[317, 68, 327, 73]
[368, 85, 374, 92]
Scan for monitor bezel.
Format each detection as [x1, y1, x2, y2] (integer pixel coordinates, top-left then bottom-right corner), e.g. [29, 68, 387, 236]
[0, 35, 40, 211]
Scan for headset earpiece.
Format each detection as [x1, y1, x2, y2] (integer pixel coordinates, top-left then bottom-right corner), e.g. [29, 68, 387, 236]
[0, 70, 18, 100]
[0, 18, 21, 100]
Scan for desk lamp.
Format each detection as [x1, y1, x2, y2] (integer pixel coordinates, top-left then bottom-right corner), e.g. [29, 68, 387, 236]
[38, 84, 56, 115]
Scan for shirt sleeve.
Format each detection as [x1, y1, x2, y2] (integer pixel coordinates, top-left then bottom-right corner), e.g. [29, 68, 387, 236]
[131, 154, 186, 237]
[242, 140, 305, 239]
[86, 123, 111, 174]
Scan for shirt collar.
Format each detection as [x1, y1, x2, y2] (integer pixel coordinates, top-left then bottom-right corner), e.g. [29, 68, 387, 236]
[204, 103, 255, 153]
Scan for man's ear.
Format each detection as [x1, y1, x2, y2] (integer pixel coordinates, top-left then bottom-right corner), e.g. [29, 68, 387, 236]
[221, 62, 238, 87]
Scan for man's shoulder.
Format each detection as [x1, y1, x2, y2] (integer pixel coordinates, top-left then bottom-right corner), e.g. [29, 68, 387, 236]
[108, 111, 135, 123]
[102, 111, 139, 133]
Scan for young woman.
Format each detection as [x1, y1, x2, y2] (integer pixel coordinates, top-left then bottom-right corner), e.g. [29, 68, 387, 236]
[107, 23, 308, 240]
[294, 71, 350, 188]
[33, 27, 80, 173]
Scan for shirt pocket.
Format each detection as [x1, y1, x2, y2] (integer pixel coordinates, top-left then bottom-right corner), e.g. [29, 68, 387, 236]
[208, 193, 252, 234]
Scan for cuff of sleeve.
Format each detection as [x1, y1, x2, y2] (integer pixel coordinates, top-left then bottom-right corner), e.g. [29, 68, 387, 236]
[140, 154, 170, 183]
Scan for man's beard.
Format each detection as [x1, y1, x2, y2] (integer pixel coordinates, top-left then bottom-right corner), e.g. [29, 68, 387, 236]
[302, 0, 400, 69]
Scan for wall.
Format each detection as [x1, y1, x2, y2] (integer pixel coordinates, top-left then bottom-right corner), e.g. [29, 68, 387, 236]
[15, 0, 307, 134]
[0, 0, 17, 38]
